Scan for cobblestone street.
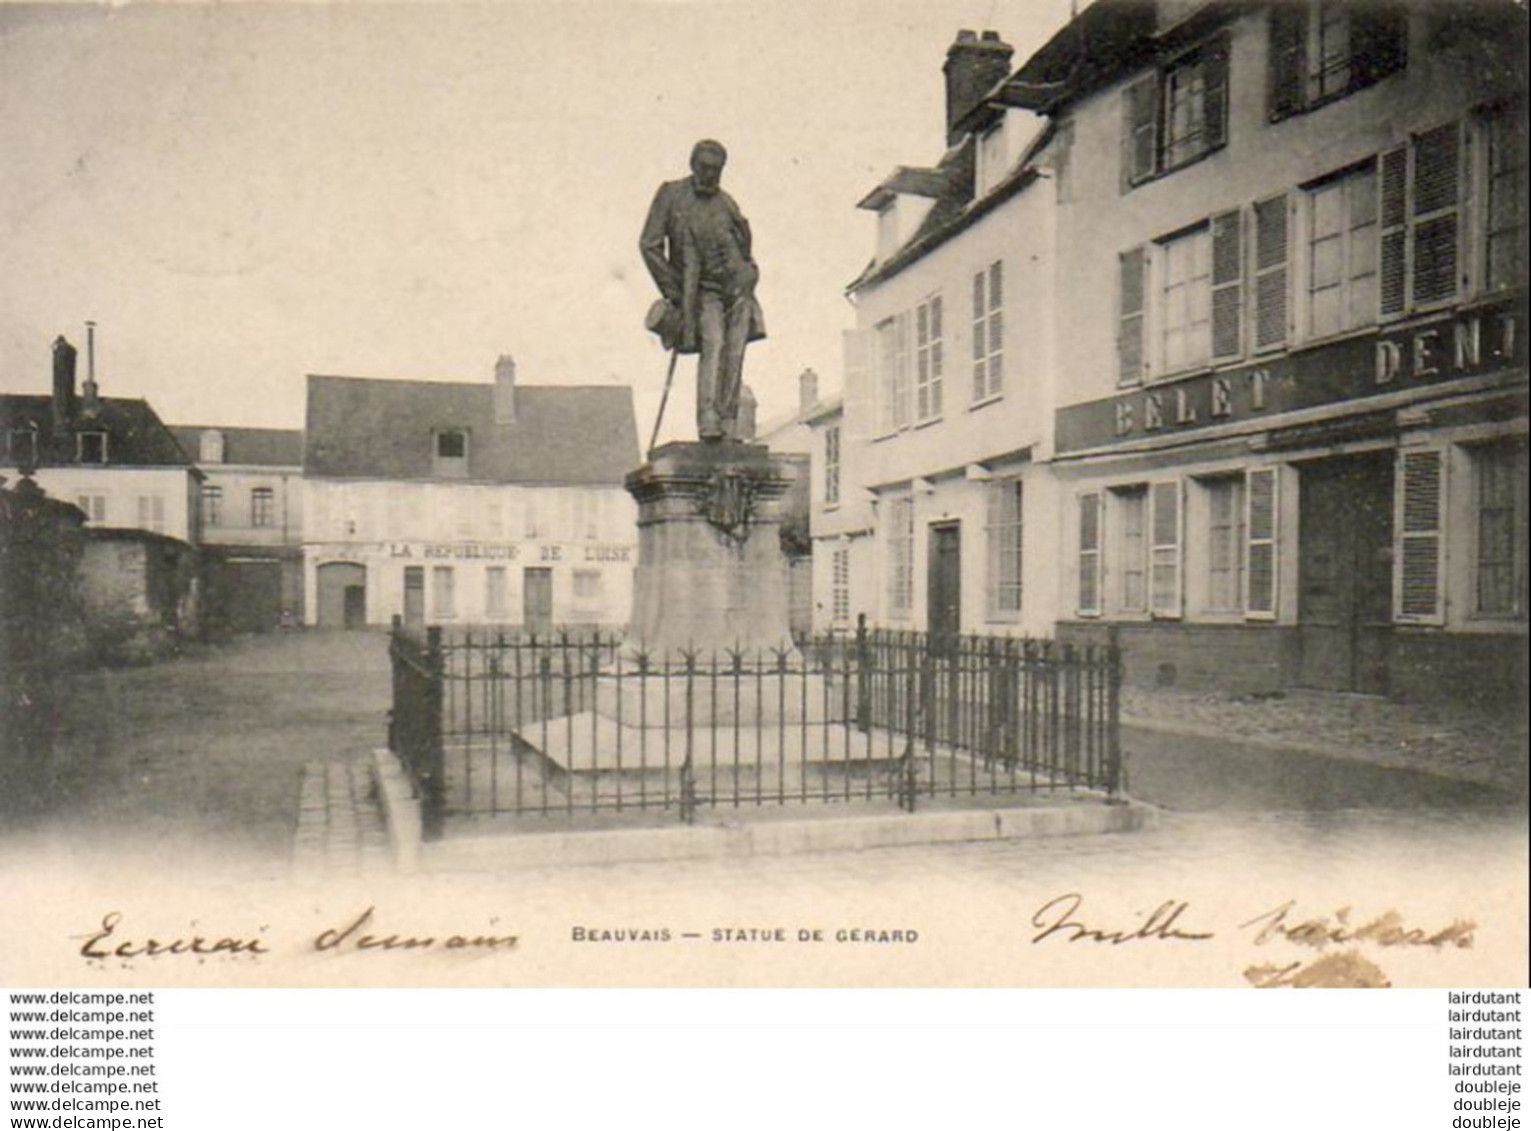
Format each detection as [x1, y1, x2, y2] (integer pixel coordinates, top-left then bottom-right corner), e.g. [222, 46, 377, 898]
[1, 629, 1524, 987]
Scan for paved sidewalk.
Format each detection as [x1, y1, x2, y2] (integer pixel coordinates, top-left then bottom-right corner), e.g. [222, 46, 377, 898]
[1122, 685, 1528, 798]
[293, 757, 392, 881]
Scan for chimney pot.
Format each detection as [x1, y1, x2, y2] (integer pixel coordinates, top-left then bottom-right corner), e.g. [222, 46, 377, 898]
[944, 28, 1014, 148]
[798, 368, 820, 416]
[51, 336, 77, 431]
[494, 354, 517, 424]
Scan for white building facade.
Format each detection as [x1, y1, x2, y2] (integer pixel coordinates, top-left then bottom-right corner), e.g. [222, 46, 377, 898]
[1010, 0, 1527, 702]
[302, 360, 640, 632]
[839, 29, 1064, 641]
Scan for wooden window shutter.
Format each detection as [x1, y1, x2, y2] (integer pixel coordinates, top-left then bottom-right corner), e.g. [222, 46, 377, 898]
[1122, 74, 1159, 190]
[1268, 4, 1307, 121]
[1078, 492, 1103, 616]
[1351, 2, 1408, 91]
[1149, 480, 1182, 618]
[1118, 246, 1148, 385]
[1395, 449, 1446, 623]
[1410, 121, 1462, 307]
[1252, 194, 1289, 350]
[1245, 467, 1279, 618]
[1210, 209, 1243, 360]
[1379, 145, 1409, 317]
[1203, 34, 1231, 151]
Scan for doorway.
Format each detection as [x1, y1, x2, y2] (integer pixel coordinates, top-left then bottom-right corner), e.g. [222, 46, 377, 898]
[926, 522, 961, 642]
[1296, 451, 1394, 694]
[402, 566, 425, 628]
[523, 567, 553, 635]
[316, 562, 367, 629]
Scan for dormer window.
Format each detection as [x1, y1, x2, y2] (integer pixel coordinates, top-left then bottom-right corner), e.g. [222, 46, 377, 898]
[433, 428, 469, 478]
[876, 203, 901, 263]
[6, 428, 38, 468]
[199, 429, 224, 464]
[77, 431, 108, 464]
[976, 122, 1009, 195]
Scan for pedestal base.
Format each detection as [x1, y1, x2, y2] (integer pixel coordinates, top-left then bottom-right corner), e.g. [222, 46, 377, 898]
[624, 440, 798, 658]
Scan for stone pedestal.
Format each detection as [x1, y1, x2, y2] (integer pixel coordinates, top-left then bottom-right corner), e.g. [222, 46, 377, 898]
[624, 440, 797, 659]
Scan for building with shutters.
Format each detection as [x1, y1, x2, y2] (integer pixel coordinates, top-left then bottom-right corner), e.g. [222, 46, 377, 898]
[168, 425, 305, 634]
[839, 29, 1066, 641]
[1002, 0, 1527, 703]
[1, 333, 204, 651]
[301, 358, 640, 631]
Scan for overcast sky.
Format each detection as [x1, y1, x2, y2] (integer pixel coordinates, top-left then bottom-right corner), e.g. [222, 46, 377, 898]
[0, 0, 1073, 441]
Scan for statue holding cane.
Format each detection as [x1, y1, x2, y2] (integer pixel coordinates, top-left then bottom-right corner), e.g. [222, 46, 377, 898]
[640, 139, 765, 444]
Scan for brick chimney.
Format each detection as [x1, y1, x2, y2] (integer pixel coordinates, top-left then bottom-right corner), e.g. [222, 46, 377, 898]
[798, 368, 819, 417]
[494, 354, 516, 424]
[80, 321, 100, 418]
[51, 335, 77, 430]
[944, 30, 1013, 147]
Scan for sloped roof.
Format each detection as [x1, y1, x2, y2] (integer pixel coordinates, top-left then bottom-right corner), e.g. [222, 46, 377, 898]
[168, 425, 304, 467]
[0, 395, 194, 468]
[304, 374, 640, 485]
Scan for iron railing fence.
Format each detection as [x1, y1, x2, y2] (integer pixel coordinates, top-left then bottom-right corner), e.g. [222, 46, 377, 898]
[388, 617, 1121, 836]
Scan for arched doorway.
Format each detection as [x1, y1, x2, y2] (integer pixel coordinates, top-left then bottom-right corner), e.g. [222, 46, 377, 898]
[316, 562, 367, 629]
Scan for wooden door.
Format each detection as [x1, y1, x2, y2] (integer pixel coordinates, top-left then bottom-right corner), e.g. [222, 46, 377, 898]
[1297, 452, 1393, 693]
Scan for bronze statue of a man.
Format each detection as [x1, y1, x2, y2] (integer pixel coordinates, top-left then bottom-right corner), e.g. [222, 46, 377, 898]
[640, 139, 765, 442]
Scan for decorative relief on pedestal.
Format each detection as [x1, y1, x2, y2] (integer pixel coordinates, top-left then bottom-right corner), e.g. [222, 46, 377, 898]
[699, 468, 759, 547]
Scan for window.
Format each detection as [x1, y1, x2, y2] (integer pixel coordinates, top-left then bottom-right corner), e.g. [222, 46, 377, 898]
[1473, 441, 1527, 618]
[1202, 476, 1246, 613]
[250, 487, 275, 528]
[433, 428, 469, 478]
[986, 479, 1024, 618]
[5, 428, 37, 468]
[1483, 106, 1528, 294]
[1160, 226, 1211, 373]
[485, 567, 508, 619]
[914, 294, 944, 422]
[831, 546, 850, 625]
[77, 431, 107, 464]
[1099, 482, 1180, 617]
[1269, 2, 1406, 121]
[972, 261, 1003, 402]
[202, 485, 223, 527]
[1112, 486, 1149, 613]
[1121, 211, 1241, 382]
[823, 425, 841, 506]
[886, 495, 914, 616]
[199, 429, 224, 464]
[1078, 493, 1102, 616]
[875, 314, 910, 432]
[76, 495, 106, 523]
[136, 495, 165, 534]
[1122, 34, 1229, 188]
[1306, 162, 1378, 339]
[431, 566, 455, 619]
[573, 569, 603, 604]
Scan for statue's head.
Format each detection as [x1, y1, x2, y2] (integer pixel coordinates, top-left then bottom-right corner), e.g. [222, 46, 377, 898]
[689, 139, 727, 196]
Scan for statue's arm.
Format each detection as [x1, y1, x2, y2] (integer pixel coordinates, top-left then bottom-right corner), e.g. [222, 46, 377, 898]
[639, 186, 681, 301]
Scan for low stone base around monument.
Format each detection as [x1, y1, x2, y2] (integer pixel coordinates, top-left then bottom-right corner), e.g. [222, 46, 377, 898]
[591, 670, 848, 727]
[624, 440, 797, 658]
